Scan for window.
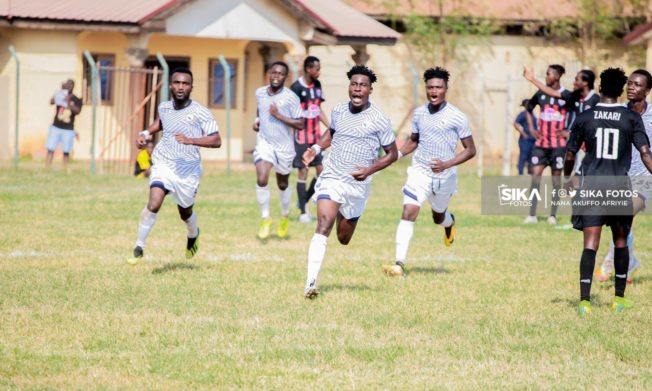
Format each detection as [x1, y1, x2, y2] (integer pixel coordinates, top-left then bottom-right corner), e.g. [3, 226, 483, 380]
[83, 53, 115, 104]
[209, 58, 237, 108]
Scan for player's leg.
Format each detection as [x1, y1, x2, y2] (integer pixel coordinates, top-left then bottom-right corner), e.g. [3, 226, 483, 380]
[304, 163, 323, 220]
[255, 160, 274, 239]
[430, 175, 457, 246]
[524, 151, 546, 223]
[517, 140, 527, 175]
[334, 212, 359, 245]
[578, 225, 602, 314]
[129, 185, 166, 264]
[276, 171, 292, 238]
[549, 170, 561, 225]
[385, 204, 419, 277]
[296, 166, 310, 220]
[611, 221, 633, 311]
[61, 130, 75, 173]
[178, 204, 199, 259]
[304, 198, 339, 298]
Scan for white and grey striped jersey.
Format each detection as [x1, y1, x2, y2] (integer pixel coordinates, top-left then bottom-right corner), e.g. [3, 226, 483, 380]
[321, 101, 395, 185]
[152, 100, 219, 177]
[256, 86, 303, 152]
[411, 102, 472, 179]
[628, 103, 652, 177]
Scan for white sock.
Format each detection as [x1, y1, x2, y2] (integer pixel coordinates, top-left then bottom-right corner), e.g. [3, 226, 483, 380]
[305, 233, 328, 290]
[136, 207, 157, 248]
[256, 185, 270, 219]
[395, 219, 415, 263]
[280, 187, 292, 217]
[439, 210, 453, 227]
[185, 211, 198, 238]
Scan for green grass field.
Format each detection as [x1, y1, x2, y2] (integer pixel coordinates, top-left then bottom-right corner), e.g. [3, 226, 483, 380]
[2, 161, 652, 389]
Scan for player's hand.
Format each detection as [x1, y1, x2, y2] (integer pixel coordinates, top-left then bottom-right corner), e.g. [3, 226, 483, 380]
[269, 103, 281, 120]
[303, 148, 316, 166]
[175, 133, 192, 145]
[523, 67, 534, 81]
[430, 158, 449, 173]
[252, 119, 260, 132]
[136, 136, 147, 149]
[351, 166, 370, 181]
[531, 129, 542, 140]
[556, 129, 570, 139]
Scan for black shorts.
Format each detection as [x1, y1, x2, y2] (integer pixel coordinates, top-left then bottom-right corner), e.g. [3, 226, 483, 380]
[293, 143, 323, 168]
[571, 214, 633, 232]
[530, 147, 565, 170]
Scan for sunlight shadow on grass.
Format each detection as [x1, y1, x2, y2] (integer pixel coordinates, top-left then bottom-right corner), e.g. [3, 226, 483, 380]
[152, 262, 200, 274]
[407, 266, 450, 275]
[320, 284, 373, 293]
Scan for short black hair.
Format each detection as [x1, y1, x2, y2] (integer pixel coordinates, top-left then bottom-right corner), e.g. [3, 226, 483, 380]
[578, 69, 595, 90]
[346, 65, 377, 84]
[599, 67, 628, 98]
[270, 61, 289, 74]
[304, 56, 320, 71]
[171, 67, 193, 81]
[423, 67, 450, 84]
[632, 69, 652, 89]
[549, 64, 566, 77]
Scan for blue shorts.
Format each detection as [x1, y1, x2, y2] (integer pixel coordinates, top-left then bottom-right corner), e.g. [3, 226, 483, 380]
[45, 125, 76, 154]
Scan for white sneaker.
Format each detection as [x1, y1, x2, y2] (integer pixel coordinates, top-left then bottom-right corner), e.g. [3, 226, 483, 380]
[523, 215, 537, 224]
[547, 216, 557, 225]
[298, 213, 313, 223]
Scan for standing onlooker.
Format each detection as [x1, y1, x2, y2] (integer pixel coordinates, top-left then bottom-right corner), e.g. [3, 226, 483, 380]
[513, 99, 537, 175]
[45, 79, 82, 171]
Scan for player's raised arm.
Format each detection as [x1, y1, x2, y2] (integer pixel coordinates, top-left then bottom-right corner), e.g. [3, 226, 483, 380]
[303, 126, 333, 166]
[524, 67, 563, 99]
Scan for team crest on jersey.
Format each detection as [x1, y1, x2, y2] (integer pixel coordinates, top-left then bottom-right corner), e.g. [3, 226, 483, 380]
[559, 99, 566, 106]
[316, 89, 322, 97]
[186, 114, 195, 122]
[301, 91, 307, 96]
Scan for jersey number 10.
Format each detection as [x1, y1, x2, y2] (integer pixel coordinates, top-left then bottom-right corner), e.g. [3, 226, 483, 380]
[596, 127, 619, 160]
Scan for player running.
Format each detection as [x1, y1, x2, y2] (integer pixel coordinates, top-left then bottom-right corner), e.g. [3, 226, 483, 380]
[253, 61, 304, 240]
[302, 65, 398, 299]
[523, 64, 572, 225]
[128, 68, 221, 264]
[290, 56, 330, 223]
[383, 67, 476, 277]
[564, 68, 652, 315]
[596, 69, 652, 284]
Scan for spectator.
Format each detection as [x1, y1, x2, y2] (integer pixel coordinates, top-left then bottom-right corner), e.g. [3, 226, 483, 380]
[513, 99, 537, 175]
[45, 79, 82, 172]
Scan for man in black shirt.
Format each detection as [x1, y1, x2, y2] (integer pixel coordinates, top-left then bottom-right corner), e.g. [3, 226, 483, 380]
[45, 79, 82, 171]
[564, 68, 652, 315]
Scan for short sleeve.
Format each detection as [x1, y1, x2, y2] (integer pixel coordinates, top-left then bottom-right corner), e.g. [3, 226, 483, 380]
[457, 114, 472, 140]
[330, 106, 339, 133]
[377, 115, 396, 148]
[286, 91, 303, 119]
[526, 92, 539, 112]
[560, 89, 573, 102]
[411, 109, 420, 134]
[632, 115, 650, 151]
[199, 107, 219, 136]
[566, 118, 584, 154]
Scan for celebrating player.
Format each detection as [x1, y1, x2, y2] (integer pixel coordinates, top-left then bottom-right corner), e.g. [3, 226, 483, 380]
[383, 67, 475, 277]
[290, 56, 330, 223]
[564, 68, 652, 314]
[596, 69, 652, 283]
[128, 68, 221, 264]
[302, 65, 398, 299]
[523, 64, 572, 225]
[253, 61, 304, 240]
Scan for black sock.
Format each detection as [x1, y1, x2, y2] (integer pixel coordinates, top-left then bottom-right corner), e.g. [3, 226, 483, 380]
[306, 177, 317, 201]
[580, 248, 596, 302]
[297, 181, 307, 214]
[614, 246, 629, 298]
[529, 180, 540, 217]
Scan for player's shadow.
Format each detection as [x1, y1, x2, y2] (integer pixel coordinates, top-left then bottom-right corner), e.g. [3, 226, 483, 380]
[407, 266, 450, 275]
[152, 262, 200, 274]
[320, 283, 372, 293]
[551, 296, 607, 307]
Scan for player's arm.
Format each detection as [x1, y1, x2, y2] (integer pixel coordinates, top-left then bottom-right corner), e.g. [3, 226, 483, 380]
[352, 142, 398, 181]
[68, 97, 82, 115]
[525, 96, 541, 140]
[269, 103, 303, 129]
[563, 121, 583, 184]
[513, 118, 528, 139]
[319, 104, 330, 129]
[175, 132, 221, 148]
[431, 136, 476, 173]
[523, 67, 563, 98]
[633, 116, 652, 174]
[399, 133, 419, 158]
[136, 118, 162, 148]
[303, 127, 333, 166]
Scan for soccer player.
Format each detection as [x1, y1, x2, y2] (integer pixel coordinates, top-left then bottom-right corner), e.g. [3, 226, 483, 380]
[302, 65, 398, 299]
[383, 67, 475, 277]
[290, 56, 330, 223]
[128, 68, 221, 264]
[253, 61, 304, 240]
[523, 64, 572, 225]
[564, 67, 652, 314]
[596, 69, 652, 283]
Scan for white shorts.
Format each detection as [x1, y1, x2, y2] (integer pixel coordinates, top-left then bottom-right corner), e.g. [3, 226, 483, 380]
[45, 125, 76, 154]
[402, 166, 457, 213]
[253, 139, 295, 176]
[149, 164, 200, 208]
[314, 177, 370, 220]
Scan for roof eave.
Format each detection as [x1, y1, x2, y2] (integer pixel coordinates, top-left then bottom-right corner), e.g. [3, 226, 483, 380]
[624, 22, 652, 45]
[0, 17, 145, 33]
